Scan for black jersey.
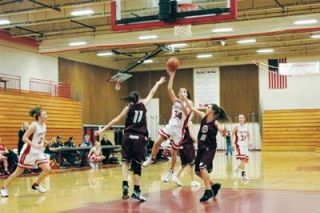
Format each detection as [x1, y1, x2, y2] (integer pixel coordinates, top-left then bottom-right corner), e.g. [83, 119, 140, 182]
[197, 116, 218, 150]
[124, 102, 148, 136]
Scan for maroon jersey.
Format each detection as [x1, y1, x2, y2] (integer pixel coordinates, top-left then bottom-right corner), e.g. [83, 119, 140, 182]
[124, 102, 148, 137]
[197, 116, 218, 150]
[182, 127, 193, 145]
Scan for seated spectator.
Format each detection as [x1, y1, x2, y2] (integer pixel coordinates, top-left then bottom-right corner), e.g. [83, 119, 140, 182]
[63, 137, 78, 166]
[100, 135, 113, 164]
[81, 135, 92, 147]
[45, 137, 59, 163]
[88, 141, 105, 169]
[51, 136, 63, 148]
[79, 135, 92, 167]
[0, 138, 10, 175]
[64, 137, 76, 147]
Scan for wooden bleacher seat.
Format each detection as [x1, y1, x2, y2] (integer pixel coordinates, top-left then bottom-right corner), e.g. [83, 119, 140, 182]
[0, 90, 83, 149]
[262, 109, 320, 152]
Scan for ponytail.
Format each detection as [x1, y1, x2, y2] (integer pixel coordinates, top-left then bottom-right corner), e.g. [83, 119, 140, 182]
[211, 104, 229, 122]
[29, 107, 42, 120]
[121, 91, 140, 104]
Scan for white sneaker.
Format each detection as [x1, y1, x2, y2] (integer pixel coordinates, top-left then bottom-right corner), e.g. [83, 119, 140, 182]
[32, 184, 47, 193]
[95, 164, 99, 170]
[163, 170, 174, 182]
[142, 157, 155, 167]
[0, 188, 8, 197]
[173, 176, 182, 186]
[233, 169, 240, 177]
[191, 180, 200, 188]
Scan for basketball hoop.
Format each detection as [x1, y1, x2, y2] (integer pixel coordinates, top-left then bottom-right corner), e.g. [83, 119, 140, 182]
[174, 3, 198, 38]
[107, 72, 132, 91]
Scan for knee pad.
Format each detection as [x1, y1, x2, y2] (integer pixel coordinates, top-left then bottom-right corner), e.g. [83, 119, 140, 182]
[131, 161, 142, 176]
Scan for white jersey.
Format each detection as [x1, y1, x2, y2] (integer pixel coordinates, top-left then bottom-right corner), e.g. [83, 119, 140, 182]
[235, 124, 249, 146]
[168, 101, 187, 127]
[24, 121, 46, 154]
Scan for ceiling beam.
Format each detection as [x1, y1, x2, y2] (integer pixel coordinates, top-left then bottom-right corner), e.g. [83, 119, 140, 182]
[27, 0, 61, 12]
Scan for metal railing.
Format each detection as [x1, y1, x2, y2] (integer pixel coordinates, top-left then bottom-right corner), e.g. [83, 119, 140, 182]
[29, 78, 72, 98]
[0, 73, 21, 91]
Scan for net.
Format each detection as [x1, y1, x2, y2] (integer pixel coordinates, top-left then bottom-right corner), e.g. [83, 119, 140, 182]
[174, 3, 198, 38]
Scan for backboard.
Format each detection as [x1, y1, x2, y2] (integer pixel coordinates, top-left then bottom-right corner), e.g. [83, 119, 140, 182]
[111, 0, 237, 31]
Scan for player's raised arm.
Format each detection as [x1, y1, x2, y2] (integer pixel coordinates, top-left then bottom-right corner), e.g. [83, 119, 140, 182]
[96, 106, 129, 135]
[181, 96, 206, 119]
[142, 76, 166, 106]
[167, 70, 178, 103]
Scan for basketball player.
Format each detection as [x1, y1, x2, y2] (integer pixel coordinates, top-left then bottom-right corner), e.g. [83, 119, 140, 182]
[143, 69, 192, 183]
[172, 122, 200, 187]
[95, 76, 166, 202]
[1, 107, 51, 197]
[88, 141, 106, 169]
[183, 97, 228, 202]
[233, 114, 251, 180]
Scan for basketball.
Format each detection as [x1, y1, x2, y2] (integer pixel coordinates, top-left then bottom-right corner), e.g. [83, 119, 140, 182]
[166, 57, 180, 72]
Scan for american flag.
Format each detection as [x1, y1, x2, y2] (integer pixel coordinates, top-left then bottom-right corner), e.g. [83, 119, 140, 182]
[268, 58, 287, 89]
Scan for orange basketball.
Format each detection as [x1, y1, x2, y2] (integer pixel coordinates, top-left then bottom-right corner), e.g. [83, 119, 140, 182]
[166, 57, 180, 72]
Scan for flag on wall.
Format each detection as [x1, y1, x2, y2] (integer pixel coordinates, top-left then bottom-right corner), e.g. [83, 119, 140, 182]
[268, 58, 287, 89]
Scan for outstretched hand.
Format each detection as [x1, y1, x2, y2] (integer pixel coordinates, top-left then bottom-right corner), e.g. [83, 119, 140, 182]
[166, 68, 175, 76]
[157, 76, 166, 85]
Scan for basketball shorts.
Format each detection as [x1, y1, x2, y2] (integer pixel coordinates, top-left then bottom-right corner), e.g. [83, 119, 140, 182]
[195, 147, 216, 175]
[159, 124, 185, 150]
[122, 132, 146, 164]
[180, 142, 195, 166]
[18, 146, 48, 169]
[236, 142, 249, 160]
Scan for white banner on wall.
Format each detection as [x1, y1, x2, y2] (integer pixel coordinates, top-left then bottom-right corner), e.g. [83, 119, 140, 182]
[279, 62, 320, 75]
[193, 67, 219, 108]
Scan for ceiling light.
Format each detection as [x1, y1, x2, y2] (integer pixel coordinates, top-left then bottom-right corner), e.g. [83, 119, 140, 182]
[138, 35, 158, 40]
[310, 34, 320, 39]
[256, 48, 274, 53]
[237, 38, 256, 44]
[143, 59, 153, 64]
[68, 41, 87, 47]
[96, 52, 113, 57]
[197, 54, 213, 59]
[212, 28, 233, 33]
[71, 9, 94, 16]
[0, 19, 10, 25]
[294, 19, 317, 25]
[168, 43, 188, 48]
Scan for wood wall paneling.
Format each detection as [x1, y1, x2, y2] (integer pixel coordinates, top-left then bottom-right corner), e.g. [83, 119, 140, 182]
[220, 64, 259, 121]
[59, 58, 129, 124]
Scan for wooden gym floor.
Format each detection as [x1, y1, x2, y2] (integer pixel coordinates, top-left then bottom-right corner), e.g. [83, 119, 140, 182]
[0, 151, 319, 213]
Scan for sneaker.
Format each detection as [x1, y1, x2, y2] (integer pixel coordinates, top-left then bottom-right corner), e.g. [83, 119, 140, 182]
[4, 170, 10, 175]
[142, 157, 155, 167]
[31, 183, 47, 193]
[163, 170, 174, 182]
[122, 185, 129, 200]
[173, 176, 182, 186]
[0, 188, 8, 197]
[191, 180, 200, 188]
[241, 171, 248, 180]
[131, 190, 146, 202]
[199, 189, 213, 202]
[211, 183, 221, 197]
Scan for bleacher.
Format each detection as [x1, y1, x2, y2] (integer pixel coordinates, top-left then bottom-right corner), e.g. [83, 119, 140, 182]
[262, 109, 320, 152]
[0, 91, 82, 149]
